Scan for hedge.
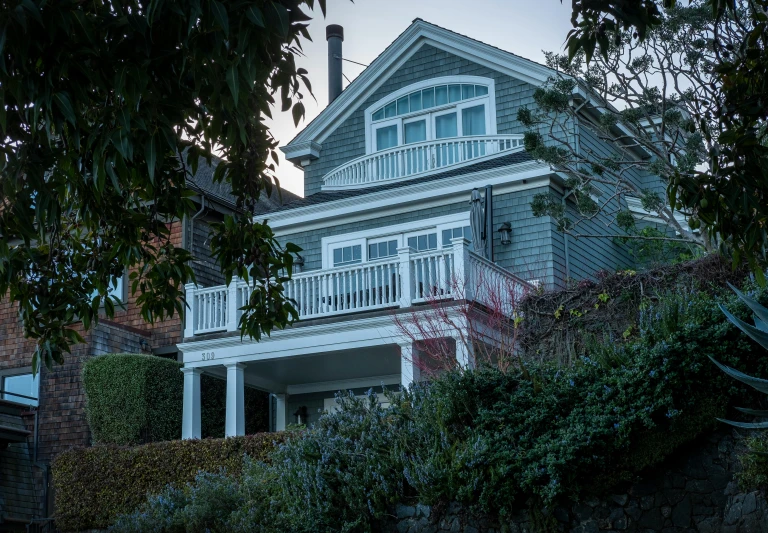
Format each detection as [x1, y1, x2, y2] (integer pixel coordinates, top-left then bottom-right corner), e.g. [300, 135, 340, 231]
[83, 354, 269, 444]
[52, 433, 286, 532]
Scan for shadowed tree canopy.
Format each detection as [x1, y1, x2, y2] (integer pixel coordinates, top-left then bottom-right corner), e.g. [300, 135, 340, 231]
[0, 0, 323, 371]
[564, 0, 768, 279]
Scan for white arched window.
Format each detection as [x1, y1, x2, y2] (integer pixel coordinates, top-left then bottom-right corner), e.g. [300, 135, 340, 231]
[364, 76, 496, 154]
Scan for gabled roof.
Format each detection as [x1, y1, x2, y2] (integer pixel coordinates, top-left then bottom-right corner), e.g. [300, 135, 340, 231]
[281, 19, 554, 162]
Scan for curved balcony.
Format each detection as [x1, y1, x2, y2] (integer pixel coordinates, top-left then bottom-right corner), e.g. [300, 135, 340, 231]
[321, 134, 524, 190]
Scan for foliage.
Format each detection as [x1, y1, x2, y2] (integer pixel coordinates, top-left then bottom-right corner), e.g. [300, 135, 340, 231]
[83, 353, 268, 445]
[520, 2, 732, 255]
[0, 0, 321, 371]
[564, 0, 768, 280]
[111, 393, 403, 533]
[52, 433, 285, 532]
[710, 283, 768, 429]
[110, 274, 768, 531]
[517, 253, 746, 363]
[738, 433, 768, 490]
[83, 353, 183, 445]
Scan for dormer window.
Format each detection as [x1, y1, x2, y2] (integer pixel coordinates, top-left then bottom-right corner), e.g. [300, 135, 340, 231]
[365, 76, 496, 154]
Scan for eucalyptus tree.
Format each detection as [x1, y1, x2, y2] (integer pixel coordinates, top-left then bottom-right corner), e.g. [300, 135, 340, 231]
[520, 2, 757, 265]
[0, 0, 320, 371]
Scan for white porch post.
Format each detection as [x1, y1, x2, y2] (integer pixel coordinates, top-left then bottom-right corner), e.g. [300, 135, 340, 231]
[397, 246, 413, 308]
[181, 367, 202, 439]
[274, 393, 287, 431]
[454, 334, 476, 370]
[225, 363, 246, 437]
[451, 238, 473, 301]
[399, 341, 420, 389]
[183, 283, 197, 338]
[225, 276, 240, 333]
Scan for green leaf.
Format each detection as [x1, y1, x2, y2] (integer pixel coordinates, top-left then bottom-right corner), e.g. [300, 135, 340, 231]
[735, 407, 768, 417]
[146, 135, 157, 184]
[211, 0, 229, 36]
[227, 64, 239, 107]
[716, 418, 768, 429]
[708, 356, 768, 395]
[245, 5, 265, 27]
[53, 92, 77, 125]
[727, 282, 768, 326]
[719, 304, 768, 350]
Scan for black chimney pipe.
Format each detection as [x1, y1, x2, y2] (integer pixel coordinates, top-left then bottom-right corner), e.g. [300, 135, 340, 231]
[326, 24, 344, 104]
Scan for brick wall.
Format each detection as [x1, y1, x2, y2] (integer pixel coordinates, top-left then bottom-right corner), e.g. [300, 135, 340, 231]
[0, 219, 187, 520]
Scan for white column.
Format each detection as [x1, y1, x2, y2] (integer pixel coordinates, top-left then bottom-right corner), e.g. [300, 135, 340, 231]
[181, 367, 203, 439]
[274, 393, 287, 431]
[183, 283, 197, 338]
[454, 334, 476, 370]
[397, 246, 413, 308]
[225, 363, 246, 437]
[399, 341, 420, 389]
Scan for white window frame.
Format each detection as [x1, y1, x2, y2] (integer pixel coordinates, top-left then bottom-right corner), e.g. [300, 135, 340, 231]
[329, 240, 366, 268]
[372, 118, 402, 151]
[1, 368, 40, 407]
[321, 213, 470, 269]
[402, 115, 432, 145]
[366, 236, 403, 262]
[364, 76, 497, 154]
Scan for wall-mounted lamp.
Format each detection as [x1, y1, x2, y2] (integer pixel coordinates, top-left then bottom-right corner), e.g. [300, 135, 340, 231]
[294, 405, 308, 425]
[294, 254, 305, 273]
[498, 222, 512, 245]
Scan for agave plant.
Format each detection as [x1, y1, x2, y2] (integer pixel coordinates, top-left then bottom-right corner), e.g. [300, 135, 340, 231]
[711, 283, 768, 429]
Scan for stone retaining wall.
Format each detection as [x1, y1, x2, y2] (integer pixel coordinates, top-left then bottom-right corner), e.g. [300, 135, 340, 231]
[389, 431, 768, 532]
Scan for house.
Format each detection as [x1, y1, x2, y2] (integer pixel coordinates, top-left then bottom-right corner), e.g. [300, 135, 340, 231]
[177, 20, 665, 435]
[0, 162, 297, 528]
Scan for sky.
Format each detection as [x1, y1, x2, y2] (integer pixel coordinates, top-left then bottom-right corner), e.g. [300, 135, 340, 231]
[267, 0, 575, 196]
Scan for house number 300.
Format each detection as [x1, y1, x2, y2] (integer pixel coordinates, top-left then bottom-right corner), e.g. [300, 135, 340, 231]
[202, 352, 215, 361]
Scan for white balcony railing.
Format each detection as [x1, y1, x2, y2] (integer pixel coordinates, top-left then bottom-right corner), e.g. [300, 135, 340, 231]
[321, 135, 524, 190]
[183, 239, 533, 337]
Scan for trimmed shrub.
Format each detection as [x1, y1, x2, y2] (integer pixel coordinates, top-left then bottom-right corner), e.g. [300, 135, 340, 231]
[83, 354, 269, 445]
[52, 433, 285, 532]
[83, 354, 183, 444]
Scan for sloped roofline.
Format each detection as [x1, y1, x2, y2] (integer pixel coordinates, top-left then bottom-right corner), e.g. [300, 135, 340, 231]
[281, 19, 555, 161]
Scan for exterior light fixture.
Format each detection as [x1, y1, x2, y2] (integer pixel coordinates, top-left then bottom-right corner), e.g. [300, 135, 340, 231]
[294, 254, 305, 273]
[294, 405, 308, 425]
[498, 222, 512, 245]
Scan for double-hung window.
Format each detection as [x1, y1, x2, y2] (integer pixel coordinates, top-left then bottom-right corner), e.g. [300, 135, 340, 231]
[366, 76, 496, 154]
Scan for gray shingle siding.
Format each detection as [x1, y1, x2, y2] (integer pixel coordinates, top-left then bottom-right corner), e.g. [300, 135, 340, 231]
[277, 185, 562, 290]
[302, 44, 539, 196]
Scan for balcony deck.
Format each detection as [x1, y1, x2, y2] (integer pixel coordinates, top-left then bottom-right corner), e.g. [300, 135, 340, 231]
[183, 239, 531, 338]
[321, 135, 524, 190]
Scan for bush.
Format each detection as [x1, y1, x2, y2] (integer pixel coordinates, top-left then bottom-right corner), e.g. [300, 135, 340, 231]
[52, 433, 285, 532]
[83, 354, 269, 444]
[83, 354, 182, 444]
[108, 279, 768, 532]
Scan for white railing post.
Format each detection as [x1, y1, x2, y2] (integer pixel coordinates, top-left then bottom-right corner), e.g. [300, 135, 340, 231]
[226, 276, 239, 332]
[398, 246, 413, 308]
[451, 237, 473, 302]
[184, 283, 197, 337]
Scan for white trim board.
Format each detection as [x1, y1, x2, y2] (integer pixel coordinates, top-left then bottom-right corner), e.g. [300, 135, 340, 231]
[269, 160, 552, 236]
[281, 20, 553, 160]
[288, 374, 401, 396]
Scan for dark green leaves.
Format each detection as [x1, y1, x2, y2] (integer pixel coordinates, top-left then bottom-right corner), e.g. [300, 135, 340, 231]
[0, 0, 317, 369]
